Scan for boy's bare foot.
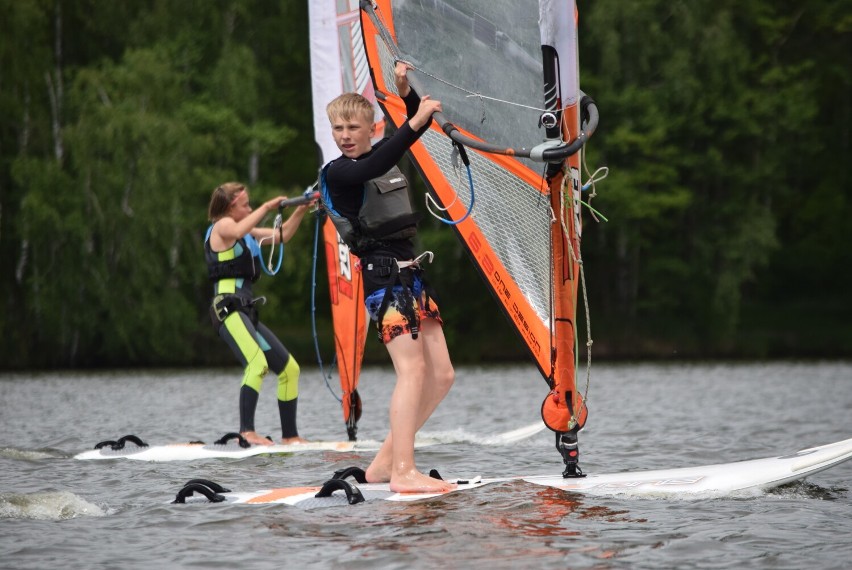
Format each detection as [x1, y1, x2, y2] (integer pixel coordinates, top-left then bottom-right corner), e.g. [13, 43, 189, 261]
[280, 436, 309, 445]
[365, 461, 392, 484]
[240, 431, 273, 446]
[390, 469, 457, 494]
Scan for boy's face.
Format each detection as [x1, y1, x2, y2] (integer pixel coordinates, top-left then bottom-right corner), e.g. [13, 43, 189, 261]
[330, 113, 376, 159]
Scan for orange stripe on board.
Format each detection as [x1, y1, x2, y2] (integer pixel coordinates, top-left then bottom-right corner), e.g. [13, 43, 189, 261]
[245, 487, 320, 504]
[397, 489, 452, 497]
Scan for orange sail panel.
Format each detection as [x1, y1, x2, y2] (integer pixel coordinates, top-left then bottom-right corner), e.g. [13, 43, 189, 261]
[321, 217, 366, 439]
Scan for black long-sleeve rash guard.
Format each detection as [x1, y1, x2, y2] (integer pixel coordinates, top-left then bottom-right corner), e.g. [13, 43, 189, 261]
[324, 90, 430, 260]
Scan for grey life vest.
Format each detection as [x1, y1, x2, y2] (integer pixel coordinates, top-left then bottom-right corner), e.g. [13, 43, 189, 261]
[320, 164, 418, 255]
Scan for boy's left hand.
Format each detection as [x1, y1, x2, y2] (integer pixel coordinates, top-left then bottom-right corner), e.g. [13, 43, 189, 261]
[394, 60, 414, 97]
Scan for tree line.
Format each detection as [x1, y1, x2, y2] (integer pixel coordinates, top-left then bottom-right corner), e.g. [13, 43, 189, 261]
[1, 0, 849, 370]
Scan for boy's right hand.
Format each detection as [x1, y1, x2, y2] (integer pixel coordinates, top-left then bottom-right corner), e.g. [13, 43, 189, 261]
[410, 95, 442, 131]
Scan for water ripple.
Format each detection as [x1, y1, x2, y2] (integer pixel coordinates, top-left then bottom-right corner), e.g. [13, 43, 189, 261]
[0, 490, 106, 520]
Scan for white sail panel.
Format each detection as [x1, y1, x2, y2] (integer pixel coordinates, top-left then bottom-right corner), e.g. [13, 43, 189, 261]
[539, 0, 579, 106]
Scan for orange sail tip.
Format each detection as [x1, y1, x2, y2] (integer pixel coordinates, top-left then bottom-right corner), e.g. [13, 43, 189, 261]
[541, 394, 569, 433]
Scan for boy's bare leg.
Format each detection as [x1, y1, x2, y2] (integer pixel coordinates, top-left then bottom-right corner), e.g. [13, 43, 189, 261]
[379, 329, 454, 493]
[366, 319, 455, 483]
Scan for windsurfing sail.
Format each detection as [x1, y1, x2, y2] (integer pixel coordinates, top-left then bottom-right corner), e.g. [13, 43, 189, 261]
[358, 0, 599, 474]
[308, 0, 386, 440]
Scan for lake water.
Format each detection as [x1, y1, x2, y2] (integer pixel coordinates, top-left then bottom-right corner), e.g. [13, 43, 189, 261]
[1, 361, 851, 569]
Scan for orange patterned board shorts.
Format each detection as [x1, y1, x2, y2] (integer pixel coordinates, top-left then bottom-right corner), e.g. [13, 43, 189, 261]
[365, 281, 443, 344]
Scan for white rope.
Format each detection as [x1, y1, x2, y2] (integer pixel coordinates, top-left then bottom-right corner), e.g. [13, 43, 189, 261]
[401, 59, 558, 116]
[557, 168, 593, 430]
[424, 147, 470, 222]
[258, 212, 283, 271]
[580, 148, 608, 223]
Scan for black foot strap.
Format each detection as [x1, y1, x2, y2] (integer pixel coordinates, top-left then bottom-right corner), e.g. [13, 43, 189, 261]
[214, 433, 251, 448]
[315, 479, 365, 505]
[172, 479, 230, 504]
[94, 434, 149, 451]
[332, 466, 368, 483]
[330, 466, 445, 484]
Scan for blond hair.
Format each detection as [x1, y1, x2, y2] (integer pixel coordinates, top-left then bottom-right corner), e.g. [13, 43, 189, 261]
[326, 92, 375, 123]
[207, 182, 247, 221]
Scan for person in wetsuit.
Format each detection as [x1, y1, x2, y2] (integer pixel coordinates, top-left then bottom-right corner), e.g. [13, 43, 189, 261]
[205, 182, 313, 446]
[322, 62, 455, 493]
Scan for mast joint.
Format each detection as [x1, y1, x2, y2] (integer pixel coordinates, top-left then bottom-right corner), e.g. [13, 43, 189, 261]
[530, 139, 566, 163]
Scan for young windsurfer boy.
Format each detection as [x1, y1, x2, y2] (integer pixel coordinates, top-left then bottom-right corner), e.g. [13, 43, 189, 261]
[322, 62, 455, 493]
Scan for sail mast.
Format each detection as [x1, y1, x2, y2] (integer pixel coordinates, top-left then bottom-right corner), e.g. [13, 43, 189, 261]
[538, 0, 589, 476]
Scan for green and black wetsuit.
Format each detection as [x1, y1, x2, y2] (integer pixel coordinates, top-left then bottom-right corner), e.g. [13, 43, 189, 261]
[205, 227, 301, 439]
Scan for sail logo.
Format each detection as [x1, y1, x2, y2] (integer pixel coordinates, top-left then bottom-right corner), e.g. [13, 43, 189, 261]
[469, 229, 541, 356]
[336, 233, 354, 300]
[510, 301, 541, 356]
[336, 234, 352, 281]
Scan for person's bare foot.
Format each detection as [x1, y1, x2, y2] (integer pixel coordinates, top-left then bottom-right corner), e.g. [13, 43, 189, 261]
[389, 469, 457, 493]
[280, 436, 309, 445]
[240, 431, 272, 446]
[365, 461, 391, 483]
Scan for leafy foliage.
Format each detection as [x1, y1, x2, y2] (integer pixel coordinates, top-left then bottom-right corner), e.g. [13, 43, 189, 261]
[0, 0, 849, 369]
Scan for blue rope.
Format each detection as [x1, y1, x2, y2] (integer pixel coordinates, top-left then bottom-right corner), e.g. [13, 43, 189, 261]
[245, 231, 283, 276]
[261, 242, 283, 276]
[310, 212, 341, 403]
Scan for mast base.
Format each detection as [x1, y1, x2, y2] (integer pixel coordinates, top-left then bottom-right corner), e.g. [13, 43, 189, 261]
[556, 430, 587, 479]
[346, 427, 358, 442]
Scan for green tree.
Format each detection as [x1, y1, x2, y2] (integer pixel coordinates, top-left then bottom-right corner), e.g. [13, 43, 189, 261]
[578, 0, 845, 355]
[4, 1, 309, 368]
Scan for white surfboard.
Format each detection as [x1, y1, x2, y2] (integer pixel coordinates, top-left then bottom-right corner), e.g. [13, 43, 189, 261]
[520, 436, 852, 497]
[171, 437, 852, 508]
[173, 475, 492, 508]
[74, 422, 545, 461]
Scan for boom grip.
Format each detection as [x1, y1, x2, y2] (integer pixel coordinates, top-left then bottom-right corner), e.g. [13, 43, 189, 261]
[279, 191, 319, 208]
